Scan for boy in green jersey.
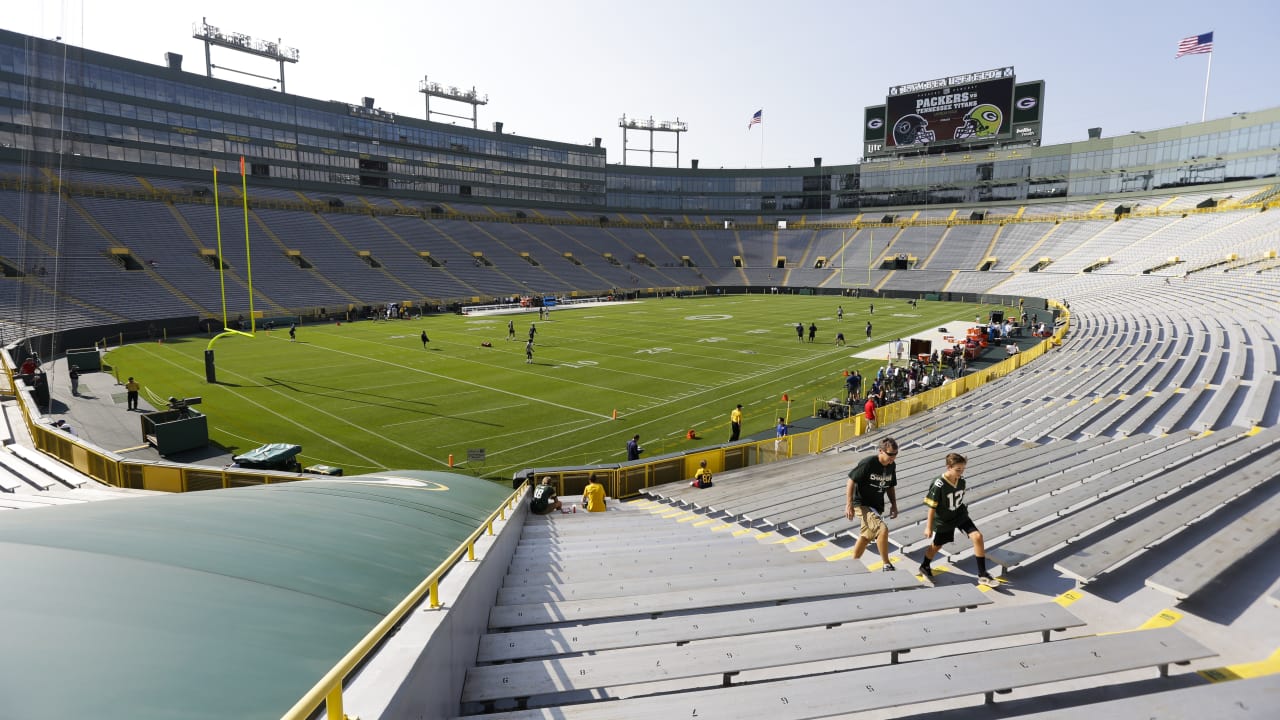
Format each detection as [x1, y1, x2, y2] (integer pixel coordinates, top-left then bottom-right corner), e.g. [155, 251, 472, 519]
[920, 453, 997, 587]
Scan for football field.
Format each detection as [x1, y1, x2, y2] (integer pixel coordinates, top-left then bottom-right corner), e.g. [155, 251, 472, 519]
[103, 294, 1005, 480]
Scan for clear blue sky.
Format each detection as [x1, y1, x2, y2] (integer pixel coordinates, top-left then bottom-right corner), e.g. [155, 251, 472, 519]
[8, 0, 1279, 169]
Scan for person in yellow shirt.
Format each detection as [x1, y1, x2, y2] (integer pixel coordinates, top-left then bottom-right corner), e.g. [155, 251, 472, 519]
[125, 376, 140, 411]
[582, 473, 607, 512]
[690, 460, 713, 489]
[729, 404, 743, 441]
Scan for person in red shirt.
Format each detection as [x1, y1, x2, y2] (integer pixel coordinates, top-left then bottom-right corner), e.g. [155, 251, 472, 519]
[864, 397, 877, 430]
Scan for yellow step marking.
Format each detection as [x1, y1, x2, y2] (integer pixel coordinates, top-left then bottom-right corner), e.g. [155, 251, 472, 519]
[797, 541, 829, 552]
[732, 528, 756, 537]
[677, 514, 701, 523]
[660, 510, 687, 518]
[866, 556, 902, 571]
[918, 564, 951, 583]
[772, 536, 800, 545]
[1099, 608, 1181, 635]
[1246, 426, 1262, 436]
[826, 550, 856, 561]
[1136, 609, 1182, 630]
[1055, 589, 1085, 607]
[754, 531, 776, 540]
[710, 523, 736, 532]
[1198, 647, 1280, 683]
[693, 519, 718, 527]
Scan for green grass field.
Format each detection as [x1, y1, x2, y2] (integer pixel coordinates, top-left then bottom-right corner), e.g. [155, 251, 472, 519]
[103, 295, 1005, 480]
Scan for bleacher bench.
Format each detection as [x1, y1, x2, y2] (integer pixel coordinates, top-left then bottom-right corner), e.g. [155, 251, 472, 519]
[456, 626, 1212, 720]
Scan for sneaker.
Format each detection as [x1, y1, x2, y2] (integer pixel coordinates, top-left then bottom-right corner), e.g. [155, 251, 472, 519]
[917, 565, 934, 586]
[882, 562, 896, 572]
[978, 574, 998, 587]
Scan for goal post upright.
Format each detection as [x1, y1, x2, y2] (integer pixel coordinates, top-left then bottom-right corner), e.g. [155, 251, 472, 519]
[205, 156, 256, 383]
[838, 228, 874, 289]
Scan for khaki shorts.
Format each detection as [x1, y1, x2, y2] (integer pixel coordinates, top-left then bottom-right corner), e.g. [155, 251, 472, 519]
[854, 506, 887, 540]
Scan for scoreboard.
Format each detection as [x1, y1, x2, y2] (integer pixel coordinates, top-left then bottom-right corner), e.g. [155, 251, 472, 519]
[864, 67, 1043, 157]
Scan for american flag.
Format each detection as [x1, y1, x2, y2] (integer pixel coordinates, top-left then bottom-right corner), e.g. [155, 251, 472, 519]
[748, 109, 762, 129]
[1175, 32, 1213, 58]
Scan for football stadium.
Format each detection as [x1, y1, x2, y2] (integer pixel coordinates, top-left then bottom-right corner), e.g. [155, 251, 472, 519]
[1, 15, 1279, 720]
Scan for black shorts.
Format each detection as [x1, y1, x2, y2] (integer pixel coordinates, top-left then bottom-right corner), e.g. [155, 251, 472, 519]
[930, 513, 978, 547]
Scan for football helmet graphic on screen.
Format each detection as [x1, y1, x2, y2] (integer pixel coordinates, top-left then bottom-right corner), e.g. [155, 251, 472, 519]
[954, 104, 1004, 140]
[892, 114, 935, 145]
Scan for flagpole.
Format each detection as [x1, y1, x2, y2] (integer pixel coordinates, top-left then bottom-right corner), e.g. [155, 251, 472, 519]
[1201, 51, 1212, 123]
[759, 112, 765, 169]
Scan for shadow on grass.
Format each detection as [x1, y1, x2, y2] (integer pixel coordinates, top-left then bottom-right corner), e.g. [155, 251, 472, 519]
[262, 376, 502, 427]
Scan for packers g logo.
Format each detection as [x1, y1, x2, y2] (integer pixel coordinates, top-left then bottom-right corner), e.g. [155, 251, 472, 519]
[867, 117, 883, 130]
[1016, 96, 1037, 110]
[954, 104, 1003, 140]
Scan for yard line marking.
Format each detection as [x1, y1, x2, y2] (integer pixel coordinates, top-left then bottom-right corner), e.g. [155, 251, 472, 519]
[383, 402, 527, 428]
[134, 345, 398, 468]
[304, 339, 612, 419]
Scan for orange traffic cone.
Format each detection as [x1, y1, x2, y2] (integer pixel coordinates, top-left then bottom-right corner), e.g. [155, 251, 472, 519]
[612, 409, 618, 420]
[448, 454, 454, 467]
[782, 393, 789, 403]
[843, 370, 850, 377]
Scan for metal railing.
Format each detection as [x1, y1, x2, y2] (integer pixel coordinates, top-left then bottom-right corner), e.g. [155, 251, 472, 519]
[280, 480, 528, 720]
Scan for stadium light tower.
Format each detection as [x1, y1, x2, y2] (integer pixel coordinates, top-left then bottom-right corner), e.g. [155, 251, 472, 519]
[419, 77, 488, 129]
[192, 18, 299, 92]
[619, 115, 688, 168]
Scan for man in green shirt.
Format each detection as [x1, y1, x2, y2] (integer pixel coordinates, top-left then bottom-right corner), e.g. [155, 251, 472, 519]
[919, 452, 996, 587]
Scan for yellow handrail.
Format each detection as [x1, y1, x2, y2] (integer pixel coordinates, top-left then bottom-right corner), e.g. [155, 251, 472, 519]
[280, 480, 528, 720]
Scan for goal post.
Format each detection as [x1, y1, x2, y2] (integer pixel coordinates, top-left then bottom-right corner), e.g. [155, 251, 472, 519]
[205, 156, 257, 383]
[837, 228, 874, 288]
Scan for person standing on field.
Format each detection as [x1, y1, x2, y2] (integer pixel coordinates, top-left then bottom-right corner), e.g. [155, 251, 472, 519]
[125, 376, 140, 411]
[421, 330, 429, 349]
[729, 404, 743, 442]
[525, 339, 534, 364]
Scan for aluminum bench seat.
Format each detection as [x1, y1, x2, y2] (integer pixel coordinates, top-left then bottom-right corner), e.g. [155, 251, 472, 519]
[1054, 445, 1280, 584]
[489, 567, 920, 629]
[1145, 480, 1280, 600]
[462, 603, 1082, 705]
[457, 627, 1212, 720]
[477, 584, 988, 663]
[1008, 673, 1280, 720]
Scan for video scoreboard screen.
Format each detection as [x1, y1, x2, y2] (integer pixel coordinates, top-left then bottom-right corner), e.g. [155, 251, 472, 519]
[864, 67, 1043, 157]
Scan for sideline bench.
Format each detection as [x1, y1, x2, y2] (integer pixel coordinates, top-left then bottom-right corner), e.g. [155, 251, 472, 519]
[463, 603, 1082, 706]
[457, 626, 1212, 720]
